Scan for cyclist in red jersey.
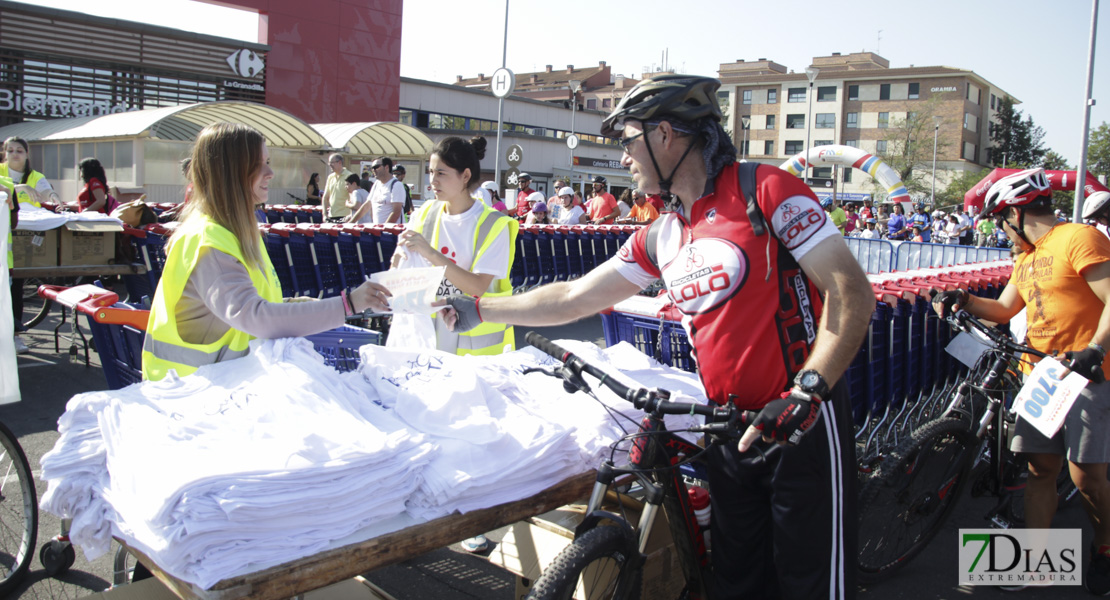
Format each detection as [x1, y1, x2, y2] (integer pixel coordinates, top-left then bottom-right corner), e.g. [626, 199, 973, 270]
[443, 74, 873, 600]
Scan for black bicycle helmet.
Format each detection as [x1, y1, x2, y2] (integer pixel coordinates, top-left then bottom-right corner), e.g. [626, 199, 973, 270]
[592, 175, 607, 185]
[601, 74, 723, 137]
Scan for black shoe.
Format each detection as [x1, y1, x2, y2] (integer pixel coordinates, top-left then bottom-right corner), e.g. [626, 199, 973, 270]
[1087, 545, 1110, 596]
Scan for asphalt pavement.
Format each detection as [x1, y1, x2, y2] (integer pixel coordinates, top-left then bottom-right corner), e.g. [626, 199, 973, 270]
[2, 309, 1101, 599]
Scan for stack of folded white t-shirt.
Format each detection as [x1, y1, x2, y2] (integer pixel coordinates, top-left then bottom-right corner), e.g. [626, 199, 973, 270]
[40, 336, 708, 590]
[42, 338, 433, 589]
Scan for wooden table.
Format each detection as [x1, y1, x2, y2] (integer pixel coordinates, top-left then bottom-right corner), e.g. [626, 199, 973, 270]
[121, 471, 596, 600]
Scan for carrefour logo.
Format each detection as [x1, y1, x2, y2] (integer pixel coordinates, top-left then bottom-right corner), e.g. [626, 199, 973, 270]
[226, 49, 265, 78]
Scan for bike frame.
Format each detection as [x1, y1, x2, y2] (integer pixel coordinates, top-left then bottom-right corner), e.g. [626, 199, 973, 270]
[579, 413, 713, 599]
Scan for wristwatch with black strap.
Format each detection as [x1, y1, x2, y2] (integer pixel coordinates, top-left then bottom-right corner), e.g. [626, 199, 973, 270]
[794, 369, 830, 401]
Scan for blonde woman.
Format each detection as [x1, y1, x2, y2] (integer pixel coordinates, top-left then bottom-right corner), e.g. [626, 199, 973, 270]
[141, 123, 391, 382]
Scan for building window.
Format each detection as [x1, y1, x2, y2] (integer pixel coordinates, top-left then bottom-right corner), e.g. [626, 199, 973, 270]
[817, 86, 836, 101]
[742, 89, 752, 105]
[846, 112, 858, 128]
[848, 85, 859, 101]
[964, 113, 978, 132]
[788, 87, 806, 102]
[785, 140, 803, 155]
[586, 98, 596, 110]
[765, 140, 774, 155]
[812, 166, 832, 179]
[602, 98, 611, 108]
[768, 89, 777, 103]
[843, 169, 853, 183]
[880, 84, 891, 100]
[964, 142, 977, 161]
[815, 113, 835, 129]
[907, 111, 917, 122]
[844, 139, 859, 148]
[991, 93, 997, 109]
[786, 114, 805, 129]
[878, 112, 889, 128]
[908, 83, 920, 99]
[877, 140, 888, 153]
[765, 114, 776, 129]
[814, 140, 833, 146]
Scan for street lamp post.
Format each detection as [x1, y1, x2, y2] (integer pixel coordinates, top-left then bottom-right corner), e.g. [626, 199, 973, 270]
[803, 66, 820, 183]
[569, 79, 581, 193]
[931, 116, 941, 207]
[741, 116, 751, 161]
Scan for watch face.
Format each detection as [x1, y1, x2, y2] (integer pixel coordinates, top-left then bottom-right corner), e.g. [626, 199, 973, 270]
[801, 372, 820, 388]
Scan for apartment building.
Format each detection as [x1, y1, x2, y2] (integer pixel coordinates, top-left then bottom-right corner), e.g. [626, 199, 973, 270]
[718, 52, 1016, 200]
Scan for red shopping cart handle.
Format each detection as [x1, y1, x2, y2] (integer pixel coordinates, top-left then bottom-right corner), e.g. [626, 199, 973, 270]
[37, 285, 150, 330]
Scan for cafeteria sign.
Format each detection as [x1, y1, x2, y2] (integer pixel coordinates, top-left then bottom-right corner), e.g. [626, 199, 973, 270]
[574, 156, 623, 170]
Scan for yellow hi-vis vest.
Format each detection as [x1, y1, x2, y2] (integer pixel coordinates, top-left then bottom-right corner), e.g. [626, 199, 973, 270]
[412, 199, 519, 356]
[0, 175, 12, 268]
[0, 165, 44, 207]
[141, 216, 282, 381]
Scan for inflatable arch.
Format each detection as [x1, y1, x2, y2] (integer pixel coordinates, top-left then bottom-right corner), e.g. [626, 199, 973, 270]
[962, 168, 1109, 213]
[779, 145, 911, 209]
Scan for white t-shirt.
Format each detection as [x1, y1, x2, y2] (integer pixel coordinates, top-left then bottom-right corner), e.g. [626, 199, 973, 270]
[349, 188, 371, 223]
[617, 202, 631, 219]
[370, 177, 406, 223]
[557, 205, 586, 225]
[409, 200, 512, 297]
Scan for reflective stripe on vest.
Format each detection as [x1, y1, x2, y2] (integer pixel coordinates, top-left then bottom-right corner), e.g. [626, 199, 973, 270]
[0, 165, 43, 208]
[415, 200, 519, 355]
[141, 216, 282, 381]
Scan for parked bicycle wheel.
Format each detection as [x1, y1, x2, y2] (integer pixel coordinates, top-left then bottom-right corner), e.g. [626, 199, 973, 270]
[526, 525, 642, 600]
[0, 420, 38, 595]
[857, 417, 976, 581]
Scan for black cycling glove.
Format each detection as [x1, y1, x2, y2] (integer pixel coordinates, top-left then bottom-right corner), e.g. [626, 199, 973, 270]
[443, 295, 483, 333]
[931, 289, 970, 318]
[1064, 346, 1107, 384]
[751, 389, 822, 445]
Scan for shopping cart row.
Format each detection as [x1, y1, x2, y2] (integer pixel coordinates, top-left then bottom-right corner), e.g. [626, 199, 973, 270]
[118, 222, 645, 302]
[601, 260, 1015, 459]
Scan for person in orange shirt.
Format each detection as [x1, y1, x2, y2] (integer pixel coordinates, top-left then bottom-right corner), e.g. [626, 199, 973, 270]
[934, 168, 1110, 595]
[586, 175, 619, 224]
[617, 188, 659, 225]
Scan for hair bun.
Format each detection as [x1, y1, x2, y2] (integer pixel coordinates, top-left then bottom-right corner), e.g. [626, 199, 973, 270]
[470, 136, 487, 161]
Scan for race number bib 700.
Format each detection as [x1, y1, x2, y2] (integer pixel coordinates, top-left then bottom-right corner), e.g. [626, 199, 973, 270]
[1014, 357, 1089, 438]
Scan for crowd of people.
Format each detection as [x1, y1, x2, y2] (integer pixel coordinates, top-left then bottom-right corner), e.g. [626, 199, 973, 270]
[822, 197, 1010, 247]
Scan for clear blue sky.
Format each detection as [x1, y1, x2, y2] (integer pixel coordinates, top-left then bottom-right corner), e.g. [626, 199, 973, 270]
[18, 0, 1110, 167]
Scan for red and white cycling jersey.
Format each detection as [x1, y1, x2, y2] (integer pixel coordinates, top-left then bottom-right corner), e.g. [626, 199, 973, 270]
[613, 163, 840, 410]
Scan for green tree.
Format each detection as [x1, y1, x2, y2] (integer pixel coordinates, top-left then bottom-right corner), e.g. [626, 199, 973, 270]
[989, 96, 1047, 168]
[1087, 122, 1110, 180]
[871, 95, 952, 201]
[934, 167, 992, 212]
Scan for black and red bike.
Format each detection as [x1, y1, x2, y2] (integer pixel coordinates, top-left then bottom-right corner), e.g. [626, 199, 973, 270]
[521, 332, 755, 600]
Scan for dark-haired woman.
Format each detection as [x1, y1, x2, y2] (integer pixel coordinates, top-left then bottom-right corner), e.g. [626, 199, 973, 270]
[141, 122, 393, 382]
[390, 135, 518, 357]
[60, 157, 112, 213]
[306, 173, 321, 206]
[3, 136, 60, 353]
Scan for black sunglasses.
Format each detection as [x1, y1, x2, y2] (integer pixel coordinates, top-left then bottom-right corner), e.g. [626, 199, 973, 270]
[618, 131, 644, 151]
[370, 163, 384, 169]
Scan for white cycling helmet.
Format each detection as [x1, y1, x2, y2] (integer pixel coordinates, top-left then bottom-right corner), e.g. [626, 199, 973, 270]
[480, 181, 499, 193]
[526, 191, 545, 204]
[981, 168, 1052, 216]
[558, 186, 574, 197]
[1082, 190, 1110, 220]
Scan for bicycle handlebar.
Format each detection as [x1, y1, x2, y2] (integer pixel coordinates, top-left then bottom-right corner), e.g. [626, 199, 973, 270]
[948, 310, 1051, 360]
[525, 332, 755, 429]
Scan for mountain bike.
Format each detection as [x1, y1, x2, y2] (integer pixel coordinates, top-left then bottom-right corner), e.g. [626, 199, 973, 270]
[857, 310, 1079, 581]
[520, 332, 756, 600]
[0, 418, 38, 595]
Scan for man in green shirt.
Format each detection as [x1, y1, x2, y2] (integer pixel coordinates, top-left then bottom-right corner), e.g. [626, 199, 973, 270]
[322, 154, 354, 222]
[976, 216, 996, 247]
[823, 198, 847, 235]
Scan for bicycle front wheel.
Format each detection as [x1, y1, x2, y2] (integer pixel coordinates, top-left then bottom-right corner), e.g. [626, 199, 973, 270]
[857, 417, 975, 581]
[0, 420, 38, 595]
[526, 525, 642, 600]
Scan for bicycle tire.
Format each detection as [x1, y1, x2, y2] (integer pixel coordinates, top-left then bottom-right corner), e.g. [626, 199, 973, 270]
[857, 417, 975, 581]
[0, 420, 38, 595]
[526, 525, 643, 600]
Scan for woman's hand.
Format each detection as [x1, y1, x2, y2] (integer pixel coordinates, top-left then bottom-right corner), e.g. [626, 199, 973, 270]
[396, 229, 434, 261]
[349, 281, 393, 313]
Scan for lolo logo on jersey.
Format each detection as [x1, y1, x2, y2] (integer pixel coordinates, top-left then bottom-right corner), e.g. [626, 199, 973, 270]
[663, 238, 747, 314]
[770, 197, 824, 250]
[959, 529, 1081, 587]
